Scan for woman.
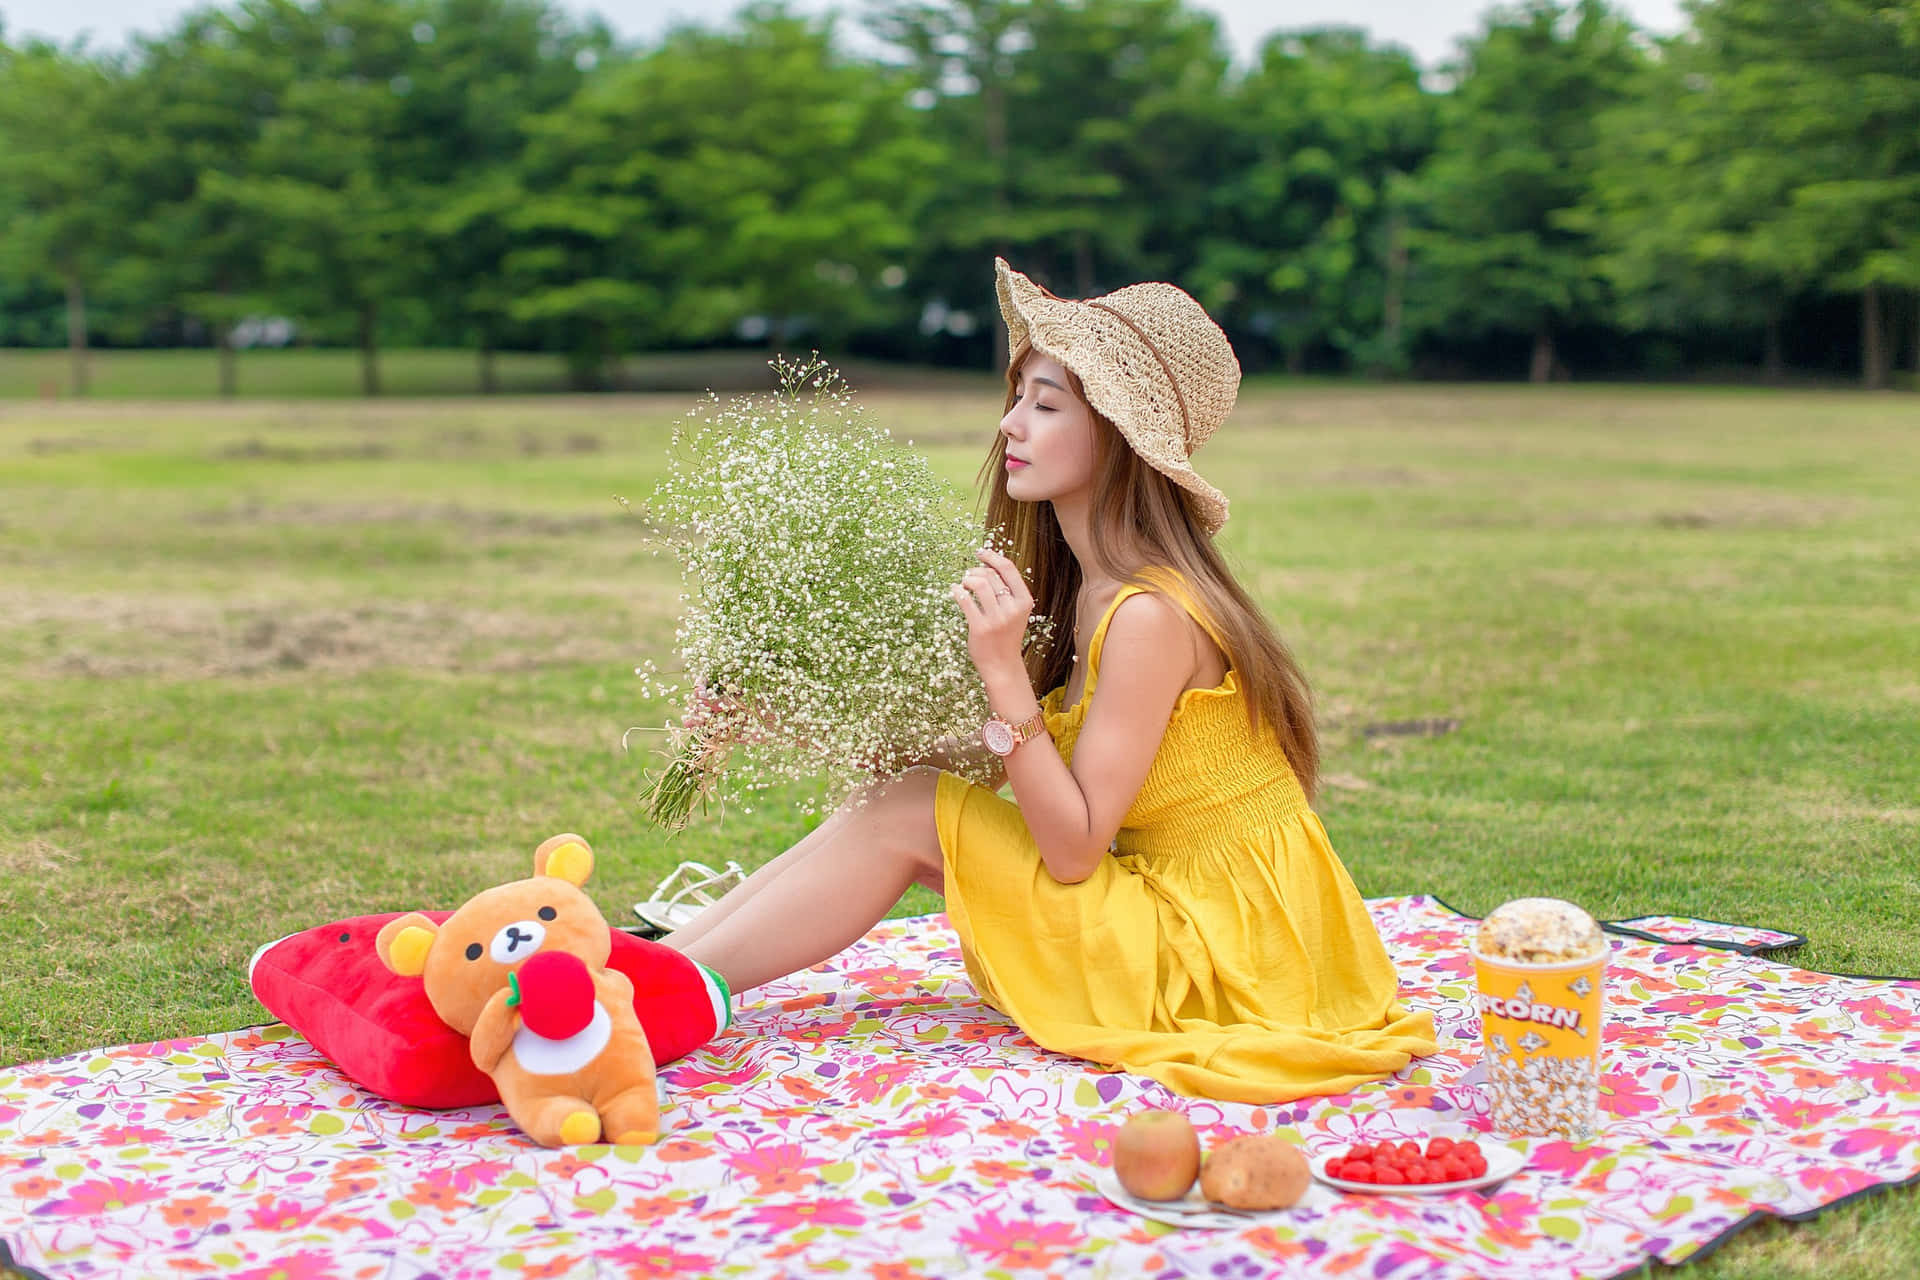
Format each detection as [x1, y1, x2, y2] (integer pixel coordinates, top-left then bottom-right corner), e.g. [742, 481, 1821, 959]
[662, 258, 1435, 1102]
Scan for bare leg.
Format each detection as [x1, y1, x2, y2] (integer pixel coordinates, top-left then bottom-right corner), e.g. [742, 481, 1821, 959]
[659, 799, 864, 953]
[677, 769, 945, 995]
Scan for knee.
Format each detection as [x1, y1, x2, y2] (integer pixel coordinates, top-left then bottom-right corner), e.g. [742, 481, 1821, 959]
[858, 768, 943, 866]
[856, 765, 941, 813]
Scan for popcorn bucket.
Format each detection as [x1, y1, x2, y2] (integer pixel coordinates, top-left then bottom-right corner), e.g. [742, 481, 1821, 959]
[1472, 899, 1607, 1140]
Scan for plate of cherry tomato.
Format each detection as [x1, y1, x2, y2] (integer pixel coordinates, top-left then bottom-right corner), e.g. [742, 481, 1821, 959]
[1312, 1136, 1525, 1195]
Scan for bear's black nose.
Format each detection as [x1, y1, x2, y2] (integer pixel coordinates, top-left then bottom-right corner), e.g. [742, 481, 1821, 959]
[504, 926, 533, 952]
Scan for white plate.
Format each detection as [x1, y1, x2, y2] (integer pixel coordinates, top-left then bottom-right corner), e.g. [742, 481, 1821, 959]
[1310, 1142, 1527, 1195]
[1092, 1166, 1333, 1230]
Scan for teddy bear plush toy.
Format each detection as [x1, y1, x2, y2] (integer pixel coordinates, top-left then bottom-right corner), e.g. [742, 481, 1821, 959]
[374, 833, 662, 1147]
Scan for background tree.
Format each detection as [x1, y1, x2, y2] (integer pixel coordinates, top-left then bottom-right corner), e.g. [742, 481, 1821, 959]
[869, 0, 1239, 363]
[866, 0, 1035, 363]
[1003, 0, 1235, 294]
[412, 0, 607, 392]
[513, 4, 934, 384]
[0, 0, 1913, 388]
[0, 40, 133, 395]
[1195, 27, 1437, 373]
[118, 5, 291, 397]
[1678, 0, 1920, 388]
[1405, 0, 1646, 382]
[207, 0, 440, 396]
[1579, 42, 1807, 382]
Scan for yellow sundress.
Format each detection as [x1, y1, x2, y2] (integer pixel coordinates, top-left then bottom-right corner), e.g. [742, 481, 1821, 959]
[935, 574, 1437, 1103]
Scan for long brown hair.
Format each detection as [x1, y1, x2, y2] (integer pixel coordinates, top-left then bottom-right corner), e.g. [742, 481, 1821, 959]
[981, 342, 1320, 798]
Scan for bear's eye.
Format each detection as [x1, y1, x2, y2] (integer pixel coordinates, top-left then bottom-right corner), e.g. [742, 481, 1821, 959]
[338, 932, 352, 943]
[538, 906, 557, 921]
[464, 943, 483, 961]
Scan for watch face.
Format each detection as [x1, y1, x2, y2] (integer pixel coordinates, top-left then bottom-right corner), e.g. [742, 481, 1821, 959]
[981, 718, 1016, 756]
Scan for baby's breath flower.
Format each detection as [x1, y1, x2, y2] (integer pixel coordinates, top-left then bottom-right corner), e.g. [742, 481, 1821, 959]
[636, 355, 1030, 829]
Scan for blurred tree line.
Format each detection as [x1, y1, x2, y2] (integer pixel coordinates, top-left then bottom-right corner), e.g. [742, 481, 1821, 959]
[1, 0, 1916, 394]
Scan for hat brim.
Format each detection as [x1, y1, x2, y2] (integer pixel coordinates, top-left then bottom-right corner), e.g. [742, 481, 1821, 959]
[995, 258, 1229, 535]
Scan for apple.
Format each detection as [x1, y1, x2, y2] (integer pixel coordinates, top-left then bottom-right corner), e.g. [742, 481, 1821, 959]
[1113, 1109, 1202, 1201]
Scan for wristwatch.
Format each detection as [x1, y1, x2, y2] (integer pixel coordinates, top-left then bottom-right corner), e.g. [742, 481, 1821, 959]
[981, 708, 1048, 757]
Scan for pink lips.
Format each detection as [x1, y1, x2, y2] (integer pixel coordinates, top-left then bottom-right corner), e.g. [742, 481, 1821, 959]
[1005, 456, 1030, 472]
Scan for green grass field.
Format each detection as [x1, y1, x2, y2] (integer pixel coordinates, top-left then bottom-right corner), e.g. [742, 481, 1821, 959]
[1, 370, 1916, 1276]
[0, 346, 994, 399]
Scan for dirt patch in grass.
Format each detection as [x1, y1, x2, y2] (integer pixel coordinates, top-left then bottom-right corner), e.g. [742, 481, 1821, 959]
[1649, 496, 1860, 529]
[1361, 717, 1462, 739]
[218, 438, 392, 463]
[516, 430, 604, 456]
[1787, 795, 1920, 828]
[1427, 494, 1860, 531]
[212, 429, 607, 463]
[6, 589, 650, 679]
[1311, 466, 1438, 487]
[2, 845, 338, 938]
[188, 499, 649, 538]
[0, 838, 73, 877]
[26, 435, 111, 455]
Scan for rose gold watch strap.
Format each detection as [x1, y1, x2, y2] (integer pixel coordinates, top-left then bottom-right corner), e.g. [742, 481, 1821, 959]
[1009, 709, 1048, 744]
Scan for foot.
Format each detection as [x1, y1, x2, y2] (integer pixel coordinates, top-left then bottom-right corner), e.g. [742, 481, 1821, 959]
[557, 1109, 602, 1145]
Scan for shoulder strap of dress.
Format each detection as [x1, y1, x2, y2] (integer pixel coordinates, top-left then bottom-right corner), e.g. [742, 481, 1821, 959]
[1133, 567, 1229, 651]
[1085, 571, 1230, 691]
[1083, 584, 1150, 692]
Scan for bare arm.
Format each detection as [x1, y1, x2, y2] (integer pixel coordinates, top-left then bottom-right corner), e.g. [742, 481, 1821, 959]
[907, 733, 1008, 791]
[955, 551, 1197, 883]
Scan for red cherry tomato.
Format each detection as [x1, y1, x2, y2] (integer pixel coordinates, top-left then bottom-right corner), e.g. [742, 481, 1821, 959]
[1332, 1136, 1496, 1188]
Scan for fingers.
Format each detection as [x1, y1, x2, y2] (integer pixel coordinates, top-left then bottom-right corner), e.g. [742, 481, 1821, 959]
[975, 548, 1029, 601]
[962, 566, 999, 595]
[949, 582, 985, 623]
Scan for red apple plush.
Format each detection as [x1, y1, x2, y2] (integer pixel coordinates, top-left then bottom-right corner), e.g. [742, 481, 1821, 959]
[513, 949, 599, 1040]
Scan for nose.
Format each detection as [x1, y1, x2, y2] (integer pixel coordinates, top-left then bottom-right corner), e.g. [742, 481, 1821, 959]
[999, 402, 1026, 441]
[490, 919, 548, 963]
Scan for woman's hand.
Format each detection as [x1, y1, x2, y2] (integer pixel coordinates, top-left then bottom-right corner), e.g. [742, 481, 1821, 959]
[950, 548, 1031, 684]
[681, 681, 739, 733]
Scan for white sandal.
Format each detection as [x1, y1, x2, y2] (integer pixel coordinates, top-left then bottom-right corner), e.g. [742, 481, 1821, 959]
[633, 859, 746, 933]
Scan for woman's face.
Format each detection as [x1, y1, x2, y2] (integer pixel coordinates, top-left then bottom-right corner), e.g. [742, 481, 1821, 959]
[1000, 354, 1097, 508]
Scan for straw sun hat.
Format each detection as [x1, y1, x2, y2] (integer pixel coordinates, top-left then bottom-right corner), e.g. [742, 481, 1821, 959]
[994, 256, 1240, 535]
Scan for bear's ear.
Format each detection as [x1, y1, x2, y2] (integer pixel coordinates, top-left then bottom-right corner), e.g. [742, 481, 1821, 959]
[375, 913, 441, 977]
[533, 833, 594, 886]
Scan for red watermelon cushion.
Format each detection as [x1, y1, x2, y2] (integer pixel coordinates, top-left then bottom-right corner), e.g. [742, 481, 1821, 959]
[249, 911, 728, 1110]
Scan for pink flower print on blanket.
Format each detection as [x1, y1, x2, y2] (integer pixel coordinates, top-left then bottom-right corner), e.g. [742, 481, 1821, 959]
[955, 1209, 1087, 1271]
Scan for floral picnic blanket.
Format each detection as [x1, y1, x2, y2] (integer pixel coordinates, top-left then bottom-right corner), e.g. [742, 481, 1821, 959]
[3, 895, 1917, 1280]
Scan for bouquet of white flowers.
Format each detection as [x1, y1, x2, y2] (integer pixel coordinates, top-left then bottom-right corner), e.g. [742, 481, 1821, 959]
[633, 356, 1030, 830]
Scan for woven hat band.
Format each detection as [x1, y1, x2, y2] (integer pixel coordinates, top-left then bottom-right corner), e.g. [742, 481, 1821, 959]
[1085, 300, 1193, 454]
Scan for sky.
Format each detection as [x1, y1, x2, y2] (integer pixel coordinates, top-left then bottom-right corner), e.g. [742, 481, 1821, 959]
[4, 0, 1687, 67]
